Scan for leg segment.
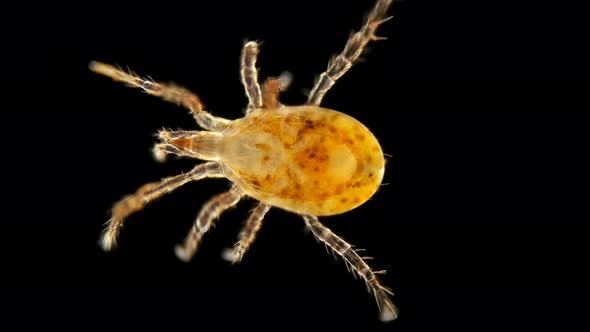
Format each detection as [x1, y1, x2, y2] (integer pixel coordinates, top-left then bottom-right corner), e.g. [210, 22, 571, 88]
[89, 61, 230, 131]
[240, 41, 263, 112]
[100, 162, 225, 251]
[175, 186, 244, 262]
[303, 215, 398, 322]
[222, 203, 271, 264]
[307, 0, 393, 106]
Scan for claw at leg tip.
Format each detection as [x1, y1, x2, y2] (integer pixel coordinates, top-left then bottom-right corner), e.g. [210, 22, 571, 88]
[88, 60, 98, 70]
[221, 247, 241, 264]
[153, 146, 167, 162]
[174, 245, 191, 263]
[277, 71, 293, 91]
[99, 233, 116, 252]
[88, 60, 112, 76]
[379, 306, 398, 322]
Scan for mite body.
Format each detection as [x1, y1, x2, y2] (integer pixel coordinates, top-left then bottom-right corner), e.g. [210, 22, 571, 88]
[178, 106, 385, 216]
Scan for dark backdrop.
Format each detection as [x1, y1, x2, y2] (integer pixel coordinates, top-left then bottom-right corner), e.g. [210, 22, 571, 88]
[4, 0, 589, 331]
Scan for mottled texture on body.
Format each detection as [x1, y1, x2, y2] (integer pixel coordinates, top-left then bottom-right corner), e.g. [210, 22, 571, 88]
[221, 106, 384, 216]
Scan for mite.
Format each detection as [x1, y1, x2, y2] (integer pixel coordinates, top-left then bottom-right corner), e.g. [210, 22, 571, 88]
[91, 0, 397, 322]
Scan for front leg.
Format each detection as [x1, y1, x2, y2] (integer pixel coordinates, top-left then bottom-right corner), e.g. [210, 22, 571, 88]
[306, 0, 393, 106]
[89, 61, 230, 131]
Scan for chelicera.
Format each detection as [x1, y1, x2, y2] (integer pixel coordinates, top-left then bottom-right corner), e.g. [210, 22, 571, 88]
[91, 0, 397, 322]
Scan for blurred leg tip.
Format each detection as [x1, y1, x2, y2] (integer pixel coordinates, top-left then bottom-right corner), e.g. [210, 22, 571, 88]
[221, 247, 242, 264]
[152, 146, 167, 163]
[174, 245, 192, 263]
[277, 71, 293, 91]
[379, 306, 399, 323]
[88, 60, 98, 70]
[88, 60, 106, 72]
[98, 233, 116, 252]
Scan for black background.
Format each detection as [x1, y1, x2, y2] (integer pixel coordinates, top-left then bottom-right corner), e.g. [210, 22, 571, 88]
[3, 0, 589, 331]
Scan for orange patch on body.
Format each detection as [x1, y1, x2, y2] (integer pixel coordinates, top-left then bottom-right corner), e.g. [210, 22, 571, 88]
[170, 138, 192, 149]
[221, 106, 385, 216]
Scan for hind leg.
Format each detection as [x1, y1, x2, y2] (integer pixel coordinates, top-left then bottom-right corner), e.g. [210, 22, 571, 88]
[303, 215, 398, 322]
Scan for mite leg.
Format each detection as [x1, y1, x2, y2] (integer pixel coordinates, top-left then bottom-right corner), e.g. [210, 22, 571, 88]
[303, 215, 398, 322]
[222, 203, 271, 264]
[262, 72, 293, 110]
[152, 143, 199, 162]
[175, 186, 244, 262]
[89, 61, 230, 131]
[307, 0, 393, 106]
[241, 41, 264, 112]
[100, 162, 225, 251]
[153, 130, 223, 162]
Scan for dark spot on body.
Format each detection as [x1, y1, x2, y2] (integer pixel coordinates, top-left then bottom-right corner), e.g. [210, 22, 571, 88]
[355, 133, 366, 141]
[313, 166, 320, 172]
[306, 146, 318, 156]
[340, 197, 349, 203]
[368, 173, 373, 178]
[305, 119, 315, 129]
[348, 181, 362, 188]
[256, 143, 271, 151]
